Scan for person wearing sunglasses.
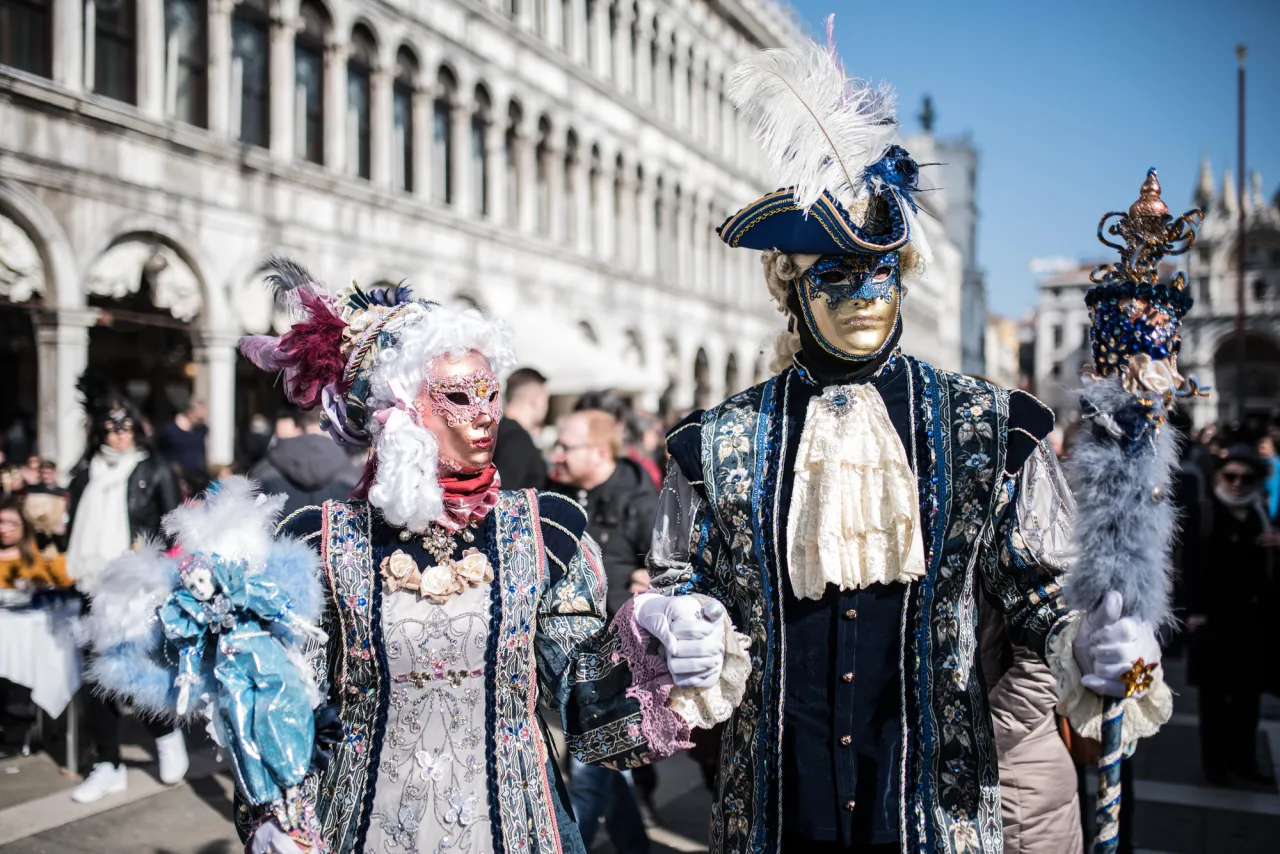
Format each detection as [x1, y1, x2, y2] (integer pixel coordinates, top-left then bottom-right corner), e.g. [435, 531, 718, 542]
[66, 380, 187, 803]
[1189, 443, 1276, 786]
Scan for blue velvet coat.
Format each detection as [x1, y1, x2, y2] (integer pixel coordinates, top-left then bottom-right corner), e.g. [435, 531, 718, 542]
[654, 358, 1072, 854]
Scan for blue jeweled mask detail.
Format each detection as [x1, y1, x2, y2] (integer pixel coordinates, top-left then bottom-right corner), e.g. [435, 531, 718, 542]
[803, 252, 900, 306]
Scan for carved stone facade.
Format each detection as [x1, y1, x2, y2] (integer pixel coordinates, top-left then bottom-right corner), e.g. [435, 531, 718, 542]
[0, 0, 802, 470]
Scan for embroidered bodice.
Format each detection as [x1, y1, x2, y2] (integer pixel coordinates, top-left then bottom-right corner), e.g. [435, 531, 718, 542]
[367, 581, 494, 854]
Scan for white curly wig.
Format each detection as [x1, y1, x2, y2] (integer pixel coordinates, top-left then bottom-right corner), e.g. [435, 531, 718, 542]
[365, 303, 516, 533]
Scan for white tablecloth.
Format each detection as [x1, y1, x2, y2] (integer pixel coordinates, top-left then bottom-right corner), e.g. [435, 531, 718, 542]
[0, 602, 83, 718]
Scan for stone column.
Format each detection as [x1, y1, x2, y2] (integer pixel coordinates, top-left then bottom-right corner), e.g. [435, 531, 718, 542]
[324, 41, 348, 174]
[692, 200, 707, 292]
[411, 85, 431, 200]
[590, 0, 609, 78]
[193, 330, 238, 467]
[52, 0, 83, 91]
[722, 90, 736, 164]
[370, 67, 393, 186]
[517, 133, 538, 233]
[613, 2, 633, 96]
[545, 0, 563, 49]
[485, 122, 507, 223]
[450, 102, 472, 215]
[268, 14, 296, 161]
[572, 160, 591, 254]
[137, 0, 165, 116]
[207, 0, 234, 136]
[704, 69, 720, 149]
[568, 0, 586, 64]
[708, 207, 722, 301]
[34, 309, 97, 475]
[688, 61, 704, 142]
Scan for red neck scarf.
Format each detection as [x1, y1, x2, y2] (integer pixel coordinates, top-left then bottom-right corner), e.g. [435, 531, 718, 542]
[436, 465, 501, 532]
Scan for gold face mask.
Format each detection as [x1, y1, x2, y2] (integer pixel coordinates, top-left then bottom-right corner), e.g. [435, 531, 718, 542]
[797, 253, 902, 359]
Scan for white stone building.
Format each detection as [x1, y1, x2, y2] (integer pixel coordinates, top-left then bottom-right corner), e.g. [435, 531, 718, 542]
[1179, 159, 1280, 430]
[898, 129, 965, 372]
[0, 0, 802, 472]
[1032, 261, 1094, 420]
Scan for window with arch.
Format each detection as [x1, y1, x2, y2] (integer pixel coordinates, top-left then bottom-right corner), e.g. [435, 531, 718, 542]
[165, 0, 207, 126]
[93, 0, 138, 103]
[613, 155, 625, 260]
[670, 184, 683, 279]
[693, 348, 710, 409]
[535, 117, 552, 233]
[231, 0, 270, 147]
[347, 24, 376, 180]
[629, 15, 640, 96]
[472, 85, 492, 218]
[392, 47, 418, 192]
[583, 0, 593, 66]
[649, 40, 658, 107]
[564, 131, 579, 243]
[666, 46, 676, 118]
[505, 101, 523, 225]
[1255, 279, 1269, 303]
[433, 67, 457, 205]
[588, 146, 602, 253]
[506, 0, 518, 19]
[1, 0, 52, 77]
[294, 1, 327, 164]
[653, 176, 664, 274]
[725, 352, 739, 395]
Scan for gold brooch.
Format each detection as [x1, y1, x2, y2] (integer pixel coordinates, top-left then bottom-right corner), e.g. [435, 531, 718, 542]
[1120, 658, 1158, 698]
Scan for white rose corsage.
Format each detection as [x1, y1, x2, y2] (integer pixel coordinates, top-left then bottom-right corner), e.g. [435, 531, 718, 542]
[379, 548, 493, 603]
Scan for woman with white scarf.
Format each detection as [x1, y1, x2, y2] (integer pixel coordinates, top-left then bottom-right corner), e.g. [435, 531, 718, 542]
[66, 385, 185, 803]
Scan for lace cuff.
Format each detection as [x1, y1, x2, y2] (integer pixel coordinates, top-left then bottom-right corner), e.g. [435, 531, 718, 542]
[1047, 614, 1172, 746]
[611, 597, 694, 759]
[245, 786, 326, 854]
[667, 594, 751, 730]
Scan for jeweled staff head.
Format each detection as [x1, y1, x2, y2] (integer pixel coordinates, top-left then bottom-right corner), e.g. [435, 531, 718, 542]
[1085, 169, 1205, 402]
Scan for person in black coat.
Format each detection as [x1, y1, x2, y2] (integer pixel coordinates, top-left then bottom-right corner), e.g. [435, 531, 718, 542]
[65, 384, 187, 803]
[493, 368, 550, 490]
[248, 408, 358, 513]
[549, 408, 661, 845]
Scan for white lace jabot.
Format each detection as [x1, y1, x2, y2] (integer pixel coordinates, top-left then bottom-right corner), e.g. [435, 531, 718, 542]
[785, 383, 926, 600]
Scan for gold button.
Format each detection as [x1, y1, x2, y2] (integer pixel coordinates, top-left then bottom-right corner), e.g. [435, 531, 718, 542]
[844, 609, 857, 619]
[845, 800, 857, 812]
[841, 672, 853, 683]
[840, 735, 852, 746]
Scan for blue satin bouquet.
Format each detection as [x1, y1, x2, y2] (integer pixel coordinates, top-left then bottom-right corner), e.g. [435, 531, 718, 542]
[84, 477, 326, 807]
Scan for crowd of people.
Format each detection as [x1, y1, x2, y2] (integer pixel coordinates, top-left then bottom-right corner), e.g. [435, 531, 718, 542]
[0, 369, 1277, 848]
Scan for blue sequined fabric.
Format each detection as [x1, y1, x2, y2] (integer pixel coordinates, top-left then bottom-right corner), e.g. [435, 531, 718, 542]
[1084, 280, 1193, 375]
[803, 252, 900, 306]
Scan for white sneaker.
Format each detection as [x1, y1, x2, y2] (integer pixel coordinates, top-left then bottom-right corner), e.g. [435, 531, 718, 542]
[71, 762, 127, 803]
[155, 729, 189, 784]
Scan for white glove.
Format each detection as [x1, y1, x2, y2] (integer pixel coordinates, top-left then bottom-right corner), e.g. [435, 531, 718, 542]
[248, 819, 304, 854]
[633, 594, 726, 689]
[1073, 590, 1162, 698]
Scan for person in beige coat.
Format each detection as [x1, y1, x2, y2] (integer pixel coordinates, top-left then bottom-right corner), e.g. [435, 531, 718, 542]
[981, 593, 1084, 854]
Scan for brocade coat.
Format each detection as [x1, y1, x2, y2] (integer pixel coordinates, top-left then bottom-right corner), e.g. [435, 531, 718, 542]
[651, 358, 1075, 854]
[235, 489, 657, 854]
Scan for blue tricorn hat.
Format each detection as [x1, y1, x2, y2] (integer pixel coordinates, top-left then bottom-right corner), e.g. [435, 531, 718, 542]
[717, 145, 920, 255]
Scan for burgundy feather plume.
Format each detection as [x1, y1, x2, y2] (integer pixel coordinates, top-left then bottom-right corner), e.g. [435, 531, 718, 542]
[238, 259, 349, 409]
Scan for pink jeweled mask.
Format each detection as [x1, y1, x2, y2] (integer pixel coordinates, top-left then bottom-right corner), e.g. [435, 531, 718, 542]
[426, 367, 502, 426]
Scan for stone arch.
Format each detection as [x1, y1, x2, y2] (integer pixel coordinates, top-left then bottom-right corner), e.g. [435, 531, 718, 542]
[693, 347, 710, 409]
[1212, 329, 1280, 424]
[83, 218, 224, 328]
[0, 180, 78, 309]
[724, 351, 739, 395]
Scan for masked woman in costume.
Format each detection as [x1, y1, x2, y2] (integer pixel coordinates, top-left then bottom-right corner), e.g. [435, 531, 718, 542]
[646, 25, 1171, 854]
[87, 260, 750, 854]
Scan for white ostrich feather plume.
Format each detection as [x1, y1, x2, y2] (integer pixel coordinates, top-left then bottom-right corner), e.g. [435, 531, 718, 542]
[727, 39, 898, 213]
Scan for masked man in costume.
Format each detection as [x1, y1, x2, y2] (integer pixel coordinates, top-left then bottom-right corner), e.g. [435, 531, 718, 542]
[87, 260, 751, 854]
[647, 30, 1172, 854]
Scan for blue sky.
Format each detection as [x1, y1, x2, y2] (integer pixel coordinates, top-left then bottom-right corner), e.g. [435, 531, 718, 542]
[789, 0, 1280, 316]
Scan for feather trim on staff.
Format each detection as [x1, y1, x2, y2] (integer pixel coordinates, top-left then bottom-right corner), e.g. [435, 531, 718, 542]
[727, 39, 897, 214]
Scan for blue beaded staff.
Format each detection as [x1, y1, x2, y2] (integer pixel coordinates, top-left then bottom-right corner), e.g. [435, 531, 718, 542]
[1061, 169, 1205, 854]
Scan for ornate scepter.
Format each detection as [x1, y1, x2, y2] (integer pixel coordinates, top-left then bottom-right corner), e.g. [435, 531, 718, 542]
[1063, 169, 1204, 854]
